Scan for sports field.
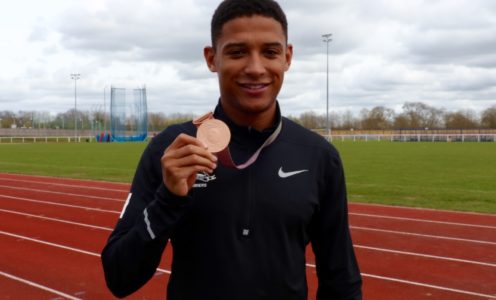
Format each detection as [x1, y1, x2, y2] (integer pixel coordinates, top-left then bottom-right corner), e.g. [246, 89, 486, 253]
[0, 140, 494, 213]
[0, 140, 495, 299]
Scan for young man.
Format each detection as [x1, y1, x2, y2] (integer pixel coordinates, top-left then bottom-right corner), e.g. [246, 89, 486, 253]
[101, 0, 362, 299]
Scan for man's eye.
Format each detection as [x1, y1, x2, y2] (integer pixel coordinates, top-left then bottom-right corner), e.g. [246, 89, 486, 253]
[265, 49, 280, 57]
[228, 50, 245, 57]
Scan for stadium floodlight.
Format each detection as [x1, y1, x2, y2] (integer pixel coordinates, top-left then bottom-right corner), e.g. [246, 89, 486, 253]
[70, 73, 81, 141]
[322, 33, 332, 141]
[103, 85, 109, 134]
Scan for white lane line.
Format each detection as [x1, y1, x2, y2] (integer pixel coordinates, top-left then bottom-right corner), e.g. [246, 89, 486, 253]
[0, 271, 82, 300]
[0, 208, 113, 231]
[354, 245, 496, 268]
[351, 226, 496, 246]
[0, 173, 130, 188]
[350, 212, 496, 229]
[305, 263, 495, 299]
[1, 230, 100, 257]
[0, 185, 124, 202]
[1, 230, 491, 297]
[3, 207, 494, 268]
[0, 230, 171, 275]
[360, 273, 496, 299]
[0, 177, 129, 193]
[0, 195, 120, 214]
[350, 202, 496, 217]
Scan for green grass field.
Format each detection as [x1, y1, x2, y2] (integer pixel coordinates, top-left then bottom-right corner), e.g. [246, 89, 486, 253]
[0, 143, 147, 182]
[0, 141, 495, 213]
[333, 141, 496, 213]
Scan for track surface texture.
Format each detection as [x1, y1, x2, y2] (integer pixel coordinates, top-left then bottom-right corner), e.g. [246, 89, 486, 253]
[0, 173, 495, 299]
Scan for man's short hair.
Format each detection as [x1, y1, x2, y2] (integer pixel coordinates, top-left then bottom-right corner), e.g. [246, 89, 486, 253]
[211, 0, 288, 48]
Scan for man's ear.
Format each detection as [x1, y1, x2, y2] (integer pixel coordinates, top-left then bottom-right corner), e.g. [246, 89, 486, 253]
[204, 46, 217, 72]
[284, 44, 293, 72]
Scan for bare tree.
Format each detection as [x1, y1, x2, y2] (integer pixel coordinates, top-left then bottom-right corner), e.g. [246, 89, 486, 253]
[398, 102, 444, 128]
[340, 110, 359, 130]
[360, 106, 395, 130]
[299, 111, 320, 129]
[481, 105, 496, 128]
[0, 111, 17, 128]
[148, 112, 166, 132]
[444, 110, 479, 129]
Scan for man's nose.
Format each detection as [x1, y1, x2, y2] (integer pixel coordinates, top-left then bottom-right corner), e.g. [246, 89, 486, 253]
[244, 54, 265, 76]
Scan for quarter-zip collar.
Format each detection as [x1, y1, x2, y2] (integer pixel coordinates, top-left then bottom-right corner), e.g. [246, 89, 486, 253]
[212, 100, 282, 164]
[213, 101, 281, 142]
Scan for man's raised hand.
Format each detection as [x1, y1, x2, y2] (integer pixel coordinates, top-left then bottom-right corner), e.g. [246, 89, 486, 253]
[161, 134, 217, 196]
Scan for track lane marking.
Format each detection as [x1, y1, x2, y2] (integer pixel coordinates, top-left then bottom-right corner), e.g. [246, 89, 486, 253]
[0, 270, 83, 300]
[3, 195, 495, 252]
[350, 202, 496, 217]
[354, 245, 496, 268]
[305, 264, 496, 299]
[4, 177, 494, 229]
[0, 177, 129, 192]
[0, 208, 113, 231]
[3, 173, 496, 298]
[1, 230, 492, 298]
[0, 195, 120, 214]
[0, 185, 124, 202]
[0, 230, 171, 275]
[351, 226, 496, 245]
[2, 207, 494, 268]
[351, 212, 496, 229]
[0, 173, 130, 187]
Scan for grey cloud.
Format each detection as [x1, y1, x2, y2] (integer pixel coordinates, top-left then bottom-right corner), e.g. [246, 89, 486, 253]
[55, 1, 211, 63]
[3, 0, 496, 116]
[406, 28, 496, 67]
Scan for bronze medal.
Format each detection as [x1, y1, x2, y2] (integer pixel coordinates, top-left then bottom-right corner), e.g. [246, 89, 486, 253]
[196, 119, 231, 153]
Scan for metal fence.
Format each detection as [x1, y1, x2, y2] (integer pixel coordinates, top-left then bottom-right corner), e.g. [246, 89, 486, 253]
[0, 136, 96, 143]
[328, 134, 496, 142]
[1, 128, 495, 143]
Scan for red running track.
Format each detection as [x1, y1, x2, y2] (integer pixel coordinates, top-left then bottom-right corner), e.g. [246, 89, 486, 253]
[0, 172, 495, 300]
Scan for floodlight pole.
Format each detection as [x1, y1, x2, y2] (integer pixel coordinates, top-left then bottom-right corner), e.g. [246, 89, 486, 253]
[103, 85, 108, 134]
[322, 33, 332, 141]
[71, 73, 81, 142]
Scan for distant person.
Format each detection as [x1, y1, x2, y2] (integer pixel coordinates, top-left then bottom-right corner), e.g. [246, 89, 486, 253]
[101, 0, 362, 299]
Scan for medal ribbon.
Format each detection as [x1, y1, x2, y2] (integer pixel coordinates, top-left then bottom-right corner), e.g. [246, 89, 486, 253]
[193, 112, 282, 170]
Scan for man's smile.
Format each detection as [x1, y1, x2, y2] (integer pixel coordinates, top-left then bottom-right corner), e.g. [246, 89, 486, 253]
[238, 82, 271, 93]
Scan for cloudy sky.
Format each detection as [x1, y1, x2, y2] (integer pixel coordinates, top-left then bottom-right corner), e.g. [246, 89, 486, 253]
[1, 0, 495, 117]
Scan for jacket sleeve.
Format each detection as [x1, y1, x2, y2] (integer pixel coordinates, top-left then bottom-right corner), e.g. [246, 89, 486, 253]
[101, 136, 192, 298]
[310, 148, 362, 300]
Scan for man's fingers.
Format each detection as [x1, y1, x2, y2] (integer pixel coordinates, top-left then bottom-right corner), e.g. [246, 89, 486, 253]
[163, 154, 217, 172]
[166, 143, 217, 163]
[167, 164, 214, 180]
[164, 133, 218, 164]
[168, 133, 206, 150]
[161, 133, 220, 196]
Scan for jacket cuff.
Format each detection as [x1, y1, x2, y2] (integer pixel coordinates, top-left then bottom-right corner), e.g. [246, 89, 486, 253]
[155, 183, 193, 207]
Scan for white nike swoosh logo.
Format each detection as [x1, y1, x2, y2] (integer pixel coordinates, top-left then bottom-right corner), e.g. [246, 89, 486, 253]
[278, 167, 309, 178]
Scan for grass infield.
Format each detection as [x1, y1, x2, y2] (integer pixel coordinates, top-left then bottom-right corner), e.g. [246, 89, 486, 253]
[0, 140, 495, 213]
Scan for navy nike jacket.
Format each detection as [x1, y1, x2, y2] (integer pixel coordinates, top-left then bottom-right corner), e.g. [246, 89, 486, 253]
[101, 103, 362, 299]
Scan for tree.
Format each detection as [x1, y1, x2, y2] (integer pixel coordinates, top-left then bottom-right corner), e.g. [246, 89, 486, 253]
[393, 114, 409, 129]
[299, 111, 320, 129]
[399, 102, 444, 128]
[148, 112, 166, 132]
[444, 110, 479, 129]
[481, 105, 496, 128]
[360, 106, 395, 130]
[0, 111, 17, 128]
[340, 110, 359, 130]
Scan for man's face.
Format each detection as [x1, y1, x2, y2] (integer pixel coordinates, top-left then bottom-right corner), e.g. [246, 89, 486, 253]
[204, 15, 292, 122]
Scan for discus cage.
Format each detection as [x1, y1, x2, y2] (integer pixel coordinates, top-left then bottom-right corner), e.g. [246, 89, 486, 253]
[110, 86, 148, 142]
